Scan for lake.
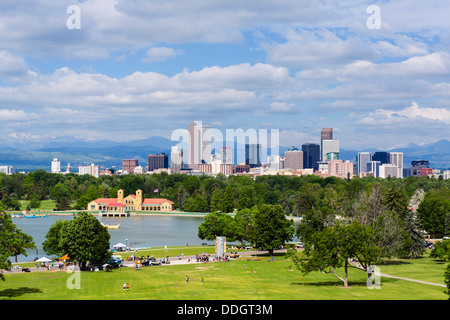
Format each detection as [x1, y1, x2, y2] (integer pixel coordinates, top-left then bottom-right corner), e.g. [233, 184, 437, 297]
[11, 214, 209, 263]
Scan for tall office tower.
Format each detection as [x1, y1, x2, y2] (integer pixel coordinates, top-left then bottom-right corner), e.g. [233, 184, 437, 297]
[367, 161, 381, 177]
[389, 152, 403, 178]
[320, 128, 333, 161]
[411, 160, 430, 176]
[321, 140, 340, 162]
[170, 146, 183, 173]
[51, 158, 61, 173]
[188, 121, 211, 169]
[122, 159, 139, 173]
[245, 143, 262, 168]
[302, 143, 320, 171]
[267, 155, 281, 170]
[373, 151, 390, 164]
[148, 153, 169, 172]
[284, 150, 303, 170]
[321, 128, 333, 140]
[0, 165, 15, 175]
[78, 163, 100, 177]
[221, 146, 233, 165]
[379, 164, 400, 178]
[328, 160, 353, 177]
[357, 152, 372, 175]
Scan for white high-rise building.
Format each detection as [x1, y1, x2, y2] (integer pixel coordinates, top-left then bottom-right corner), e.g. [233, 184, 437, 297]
[389, 152, 403, 178]
[0, 165, 15, 175]
[78, 164, 100, 178]
[51, 158, 61, 173]
[188, 121, 212, 168]
[170, 145, 183, 173]
[267, 155, 281, 170]
[357, 152, 372, 176]
[367, 161, 381, 177]
[221, 146, 233, 165]
[379, 164, 400, 178]
[322, 140, 340, 162]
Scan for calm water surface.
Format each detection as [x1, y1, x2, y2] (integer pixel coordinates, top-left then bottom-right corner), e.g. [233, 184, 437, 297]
[11, 215, 210, 263]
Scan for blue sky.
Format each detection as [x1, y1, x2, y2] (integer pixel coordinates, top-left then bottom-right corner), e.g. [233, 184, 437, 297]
[0, 0, 449, 150]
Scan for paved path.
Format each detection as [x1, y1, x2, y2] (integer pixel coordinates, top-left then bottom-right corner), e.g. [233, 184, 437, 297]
[378, 272, 446, 288]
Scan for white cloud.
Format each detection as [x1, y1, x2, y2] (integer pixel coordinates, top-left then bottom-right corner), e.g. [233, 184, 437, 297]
[356, 102, 450, 125]
[0, 109, 33, 121]
[0, 51, 29, 79]
[143, 47, 181, 63]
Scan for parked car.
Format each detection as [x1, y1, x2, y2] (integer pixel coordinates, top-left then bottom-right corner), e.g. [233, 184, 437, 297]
[229, 252, 239, 258]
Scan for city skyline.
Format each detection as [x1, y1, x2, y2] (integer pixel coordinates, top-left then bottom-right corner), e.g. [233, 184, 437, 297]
[0, 1, 449, 150]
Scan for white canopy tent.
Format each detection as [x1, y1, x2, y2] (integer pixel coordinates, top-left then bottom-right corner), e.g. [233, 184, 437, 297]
[113, 243, 127, 250]
[36, 257, 52, 262]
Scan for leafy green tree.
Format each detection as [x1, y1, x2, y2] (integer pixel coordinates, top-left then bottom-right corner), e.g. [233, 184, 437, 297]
[177, 185, 188, 210]
[236, 185, 255, 211]
[185, 194, 208, 212]
[210, 188, 222, 212]
[417, 195, 450, 238]
[29, 193, 41, 209]
[50, 182, 72, 203]
[221, 185, 236, 213]
[234, 208, 254, 244]
[56, 197, 72, 211]
[430, 239, 450, 261]
[288, 221, 380, 287]
[59, 212, 111, 269]
[402, 210, 426, 258]
[445, 213, 450, 237]
[248, 204, 294, 256]
[198, 212, 236, 241]
[384, 184, 409, 219]
[42, 219, 69, 257]
[0, 210, 35, 279]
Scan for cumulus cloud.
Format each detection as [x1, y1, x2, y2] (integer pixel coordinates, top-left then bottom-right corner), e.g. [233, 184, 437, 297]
[143, 47, 182, 63]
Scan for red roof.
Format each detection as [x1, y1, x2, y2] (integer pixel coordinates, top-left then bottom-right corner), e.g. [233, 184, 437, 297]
[106, 203, 125, 207]
[143, 199, 174, 205]
[94, 198, 117, 204]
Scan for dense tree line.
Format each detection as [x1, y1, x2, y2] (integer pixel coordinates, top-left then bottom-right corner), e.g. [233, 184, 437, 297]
[0, 171, 449, 231]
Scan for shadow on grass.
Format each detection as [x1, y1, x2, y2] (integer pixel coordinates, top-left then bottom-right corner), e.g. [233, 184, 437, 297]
[0, 287, 42, 299]
[290, 280, 368, 287]
[378, 260, 412, 266]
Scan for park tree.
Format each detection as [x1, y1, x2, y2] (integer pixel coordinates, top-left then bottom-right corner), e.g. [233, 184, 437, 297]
[198, 212, 237, 241]
[401, 210, 426, 258]
[288, 221, 380, 288]
[236, 185, 255, 211]
[177, 185, 188, 210]
[429, 239, 450, 261]
[417, 191, 450, 238]
[234, 208, 254, 244]
[0, 207, 35, 279]
[221, 185, 236, 213]
[42, 219, 69, 257]
[59, 212, 111, 269]
[384, 184, 409, 219]
[210, 188, 222, 212]
[247, 204, 294, 256]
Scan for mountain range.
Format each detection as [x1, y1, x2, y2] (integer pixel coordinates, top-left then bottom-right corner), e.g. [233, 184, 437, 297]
[0, 136, 449, 171]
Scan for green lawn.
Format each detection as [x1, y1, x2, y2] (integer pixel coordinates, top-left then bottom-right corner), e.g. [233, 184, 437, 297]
[18, 200, 57, 211]
[1, 254, 448, 300]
